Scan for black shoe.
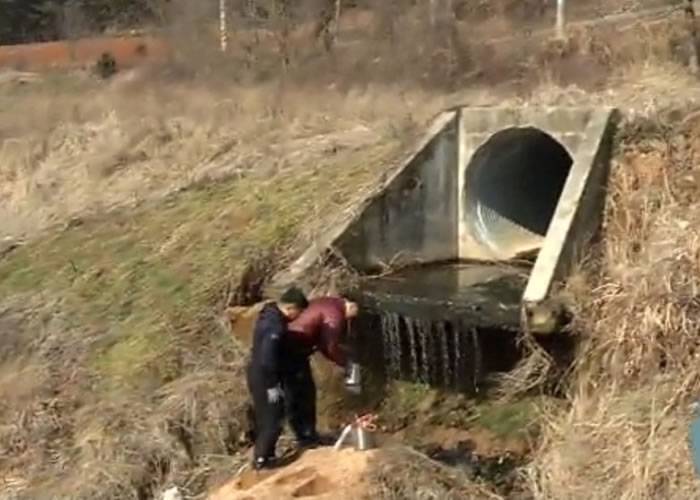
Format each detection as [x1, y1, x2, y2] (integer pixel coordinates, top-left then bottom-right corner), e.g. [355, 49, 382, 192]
[253, 456, 276, 470]
[297, 433, 323, 450]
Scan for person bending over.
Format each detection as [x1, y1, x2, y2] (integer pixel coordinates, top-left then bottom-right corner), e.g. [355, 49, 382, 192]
[284, 296, 360, 448]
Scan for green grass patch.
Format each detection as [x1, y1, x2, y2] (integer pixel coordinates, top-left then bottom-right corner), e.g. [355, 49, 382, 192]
[472, 398, 542, 439]
[0, 139, 401, 392]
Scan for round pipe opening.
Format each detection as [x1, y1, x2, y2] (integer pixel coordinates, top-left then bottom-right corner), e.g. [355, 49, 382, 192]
[465, 127, 573, 256]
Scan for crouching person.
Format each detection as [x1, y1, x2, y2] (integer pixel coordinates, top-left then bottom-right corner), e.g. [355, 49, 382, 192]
[246, 287, 308, 470]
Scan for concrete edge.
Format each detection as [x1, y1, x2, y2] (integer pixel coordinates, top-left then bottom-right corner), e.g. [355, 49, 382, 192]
[265, 110, 458, 297]
[522, 107, 620, 330]
[456, 105, 598, 261]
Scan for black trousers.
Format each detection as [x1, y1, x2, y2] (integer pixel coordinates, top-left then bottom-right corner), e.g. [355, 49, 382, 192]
[246, 364, 284, 461]
[246, 359, 317, 460]
[283, 358, 317, 442]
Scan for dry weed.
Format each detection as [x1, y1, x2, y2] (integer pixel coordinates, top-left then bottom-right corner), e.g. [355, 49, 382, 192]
[0, 77, 428, 242]
[526, 109, 700, 499]
[368, 446, 505, 500]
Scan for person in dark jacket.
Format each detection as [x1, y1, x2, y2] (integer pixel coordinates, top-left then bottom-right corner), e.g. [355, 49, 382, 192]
[246, 287, 308, 470]
[284, 296, 359, 448]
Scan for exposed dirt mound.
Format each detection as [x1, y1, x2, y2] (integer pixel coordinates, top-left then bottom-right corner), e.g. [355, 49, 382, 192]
[209, 448, 377, 500]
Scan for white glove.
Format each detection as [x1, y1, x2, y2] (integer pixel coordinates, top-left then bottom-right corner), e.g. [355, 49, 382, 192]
[267, 386, 284, 404]
[344, 362, 362, 394]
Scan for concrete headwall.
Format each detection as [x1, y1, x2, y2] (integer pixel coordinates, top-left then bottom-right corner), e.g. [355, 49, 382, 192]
[268, 106, 618, 333]
[334, 114, 459, 271]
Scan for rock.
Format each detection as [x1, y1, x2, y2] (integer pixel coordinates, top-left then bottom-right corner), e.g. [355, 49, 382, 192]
[161, 487, 184, 500]
[225, 302, 267, 347]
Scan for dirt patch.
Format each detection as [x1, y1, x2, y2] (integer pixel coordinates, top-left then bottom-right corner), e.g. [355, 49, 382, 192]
[209, 448, 375, 500]
[291, 476, 336, 497]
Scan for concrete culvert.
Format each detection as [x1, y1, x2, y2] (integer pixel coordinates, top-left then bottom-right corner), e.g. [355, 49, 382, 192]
[465, 126, 573, 256]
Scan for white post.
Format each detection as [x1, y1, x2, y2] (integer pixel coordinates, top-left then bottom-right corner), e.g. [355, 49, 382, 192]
[219, 0, 228, 52]
[555, 0, 566, 39]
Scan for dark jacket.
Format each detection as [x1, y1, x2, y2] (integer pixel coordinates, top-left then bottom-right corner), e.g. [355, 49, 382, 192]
[249, 303, 288, 389]
[287, 297, 348, 367]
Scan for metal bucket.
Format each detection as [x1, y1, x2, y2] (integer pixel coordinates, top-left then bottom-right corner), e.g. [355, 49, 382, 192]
[353, 426, 375, 451]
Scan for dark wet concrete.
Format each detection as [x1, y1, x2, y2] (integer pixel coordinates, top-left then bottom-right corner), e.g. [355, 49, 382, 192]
[354, 261, 530, 329]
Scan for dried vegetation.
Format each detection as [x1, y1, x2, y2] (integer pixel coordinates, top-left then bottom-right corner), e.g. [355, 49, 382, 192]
[525, 108, 700, 500]
[2, 0, 700, 499]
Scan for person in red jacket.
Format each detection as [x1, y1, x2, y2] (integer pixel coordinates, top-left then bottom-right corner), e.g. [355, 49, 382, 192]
[284, 296, 359, 448]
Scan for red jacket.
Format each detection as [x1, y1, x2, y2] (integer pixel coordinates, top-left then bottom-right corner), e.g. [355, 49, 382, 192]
[287, 297, 347, 367]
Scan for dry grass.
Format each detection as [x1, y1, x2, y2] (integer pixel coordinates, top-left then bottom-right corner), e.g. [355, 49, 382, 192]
[2, 2, 700, 499]
[368, 446, 507, 500]
[0, 73, 434, 242]
[0, 73, 421, 498]
[524, 109, 700, 499]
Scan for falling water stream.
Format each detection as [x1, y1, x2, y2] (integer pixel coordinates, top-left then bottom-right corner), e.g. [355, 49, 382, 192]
[356, 262, 530, 392]
[374, 309, 489, 391]
[380, 312, 402, 379]
[406, 319, 419, 380]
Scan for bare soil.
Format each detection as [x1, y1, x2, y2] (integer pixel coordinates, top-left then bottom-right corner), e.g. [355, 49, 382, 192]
[209, 448, 376, 500]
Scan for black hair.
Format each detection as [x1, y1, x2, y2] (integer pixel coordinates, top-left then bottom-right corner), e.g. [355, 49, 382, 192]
[279, 286, 309, 309]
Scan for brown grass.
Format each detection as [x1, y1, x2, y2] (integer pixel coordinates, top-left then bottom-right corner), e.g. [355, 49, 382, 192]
[524, 109, 700, 499]
[2, 2, 700, 499]
[0, 75, 434, 242]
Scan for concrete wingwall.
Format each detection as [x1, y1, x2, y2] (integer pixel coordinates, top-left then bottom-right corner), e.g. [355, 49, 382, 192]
[266, 111, 459, 294]
[333, 114, 459, 272]
[522, 109, 619, 307]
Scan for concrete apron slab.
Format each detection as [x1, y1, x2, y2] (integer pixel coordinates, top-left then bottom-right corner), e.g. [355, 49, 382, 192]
[267, 106, 619, 334]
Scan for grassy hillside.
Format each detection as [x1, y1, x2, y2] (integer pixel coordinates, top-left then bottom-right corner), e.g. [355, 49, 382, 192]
[3, 2, 700, 498]
[0, 79, 413, 498]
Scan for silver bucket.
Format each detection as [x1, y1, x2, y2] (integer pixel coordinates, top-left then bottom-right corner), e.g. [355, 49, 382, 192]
[353, 426, 375, 451]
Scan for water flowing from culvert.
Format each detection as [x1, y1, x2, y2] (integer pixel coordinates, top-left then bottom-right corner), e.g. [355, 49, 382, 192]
[453, 327, 462, 391]
[417, 318, 431, 383]
[375, 309, 491, 391]
[406, 318, 419, 380]
[437, 321, 450, 386]
[470, 328, 483, 393]
[357, 262, 530, 392]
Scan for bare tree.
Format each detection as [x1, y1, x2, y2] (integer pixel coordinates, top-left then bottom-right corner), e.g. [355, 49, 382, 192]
[685, 0, 700, 74]
[312, 0, 341, 53]
[219, 0, 228, 52]
[555, 0, 566, 39]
